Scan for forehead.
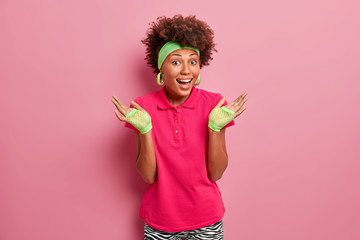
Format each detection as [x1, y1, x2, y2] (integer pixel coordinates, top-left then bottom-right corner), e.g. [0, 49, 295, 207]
[170, 48, 198, 56]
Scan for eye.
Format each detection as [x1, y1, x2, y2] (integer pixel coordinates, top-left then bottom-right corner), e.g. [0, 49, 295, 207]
[172, 60, 180, 65]
[190, 60, 197, 65]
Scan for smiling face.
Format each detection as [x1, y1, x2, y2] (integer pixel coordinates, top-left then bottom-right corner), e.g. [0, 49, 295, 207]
[161, 48, 200, 106]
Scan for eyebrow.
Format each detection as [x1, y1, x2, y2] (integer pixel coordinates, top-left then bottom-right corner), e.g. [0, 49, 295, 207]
[171, 53, 198, 57]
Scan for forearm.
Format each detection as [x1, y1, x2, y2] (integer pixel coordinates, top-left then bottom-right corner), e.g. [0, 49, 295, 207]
[136, 131, 157, 184]
[207, 128, 228, 182]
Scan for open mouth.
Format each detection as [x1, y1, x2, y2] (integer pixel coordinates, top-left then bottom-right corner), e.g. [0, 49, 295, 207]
[176, 78, 192, 85]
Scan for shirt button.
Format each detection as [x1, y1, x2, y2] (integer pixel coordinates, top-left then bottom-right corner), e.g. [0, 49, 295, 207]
[175, 130, 179, 133]
[175, 119, 178, 123]
[176, 109, 180, 112]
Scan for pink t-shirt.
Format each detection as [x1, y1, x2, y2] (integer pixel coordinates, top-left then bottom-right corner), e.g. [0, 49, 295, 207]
[125, 87, 234, 232]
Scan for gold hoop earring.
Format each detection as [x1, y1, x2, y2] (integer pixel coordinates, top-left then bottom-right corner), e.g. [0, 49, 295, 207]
[195, 75, 201, 85]
[156, 73, 164, 86]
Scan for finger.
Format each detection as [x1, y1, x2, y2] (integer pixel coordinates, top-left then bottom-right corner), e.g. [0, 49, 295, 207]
[111, 98, 121, 110]
[112, 95, 120, 102]
[236, 97, 248, 109]
[234, 93, 248, 105]
[230, 100, 248, 116]
[130, 101, 144, 110]
[112, 96, 135, 116]
[215, 98, 226, 109]
[114, 110, 127, 122]
[234, 106, 247, 118]
[112, 95, 126, 107]
[226, 93, 247, 109]
[112, 98, 128, 116]
[226, 96, 247, 112]
[233, 95, 248, 111]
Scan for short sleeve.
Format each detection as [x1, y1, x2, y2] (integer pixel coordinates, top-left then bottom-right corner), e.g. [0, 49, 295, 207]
[215, 93, 235, 129]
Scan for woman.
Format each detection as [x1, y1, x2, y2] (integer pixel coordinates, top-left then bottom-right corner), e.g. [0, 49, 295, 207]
[112, 14, 247, 240]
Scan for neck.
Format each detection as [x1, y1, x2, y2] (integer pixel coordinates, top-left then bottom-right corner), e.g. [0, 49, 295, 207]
[164, 87, 193, 107]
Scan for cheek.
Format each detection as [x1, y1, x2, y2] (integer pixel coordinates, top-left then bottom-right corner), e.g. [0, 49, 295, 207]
[163, 67, 178, 78]
[193, 70, 200, 78]
[164, 72, 175, 82]
[192, 65, 200, 74]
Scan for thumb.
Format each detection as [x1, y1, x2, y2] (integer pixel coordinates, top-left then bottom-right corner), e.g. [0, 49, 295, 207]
[130, 101, 143, 110]
[214, 98, 226, 109]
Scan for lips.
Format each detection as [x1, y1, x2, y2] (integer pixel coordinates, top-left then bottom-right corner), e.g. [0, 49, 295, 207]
[176, 78, 193, 90]
[176, 78, 192, 84]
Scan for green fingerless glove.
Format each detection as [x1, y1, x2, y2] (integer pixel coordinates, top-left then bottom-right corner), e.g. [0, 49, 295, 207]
[208, 106, 235, 132]
[125, 108, 152, 134]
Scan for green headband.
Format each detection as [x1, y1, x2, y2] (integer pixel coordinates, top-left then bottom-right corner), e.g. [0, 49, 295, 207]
[157, 41, 200, 70]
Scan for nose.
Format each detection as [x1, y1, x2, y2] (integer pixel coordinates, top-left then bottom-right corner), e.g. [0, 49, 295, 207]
[180, 63, 190, 75]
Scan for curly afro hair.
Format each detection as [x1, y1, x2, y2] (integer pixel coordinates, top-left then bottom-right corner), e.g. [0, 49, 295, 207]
[141, 14, 217, 74]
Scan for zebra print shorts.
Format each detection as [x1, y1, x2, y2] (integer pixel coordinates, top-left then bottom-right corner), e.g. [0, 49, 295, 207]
[144, 220, 223, 240]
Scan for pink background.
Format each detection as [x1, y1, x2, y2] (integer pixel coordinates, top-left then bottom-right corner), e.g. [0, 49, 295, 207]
[1, 0, 359, 239]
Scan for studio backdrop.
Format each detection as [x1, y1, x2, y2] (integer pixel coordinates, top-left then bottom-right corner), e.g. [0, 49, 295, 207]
[0, 0, 359, 239]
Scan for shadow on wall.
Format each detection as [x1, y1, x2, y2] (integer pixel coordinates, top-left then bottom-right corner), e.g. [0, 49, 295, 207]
[133, 47, 159, 95]
[110, 130, 147, 239]
[110, 51, 157, 239]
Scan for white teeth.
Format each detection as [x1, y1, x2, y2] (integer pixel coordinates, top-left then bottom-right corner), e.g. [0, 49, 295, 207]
[177, 79, 191, 83]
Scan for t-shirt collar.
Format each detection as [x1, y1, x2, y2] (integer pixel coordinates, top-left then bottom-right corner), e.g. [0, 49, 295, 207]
[158, 87, 198, 110]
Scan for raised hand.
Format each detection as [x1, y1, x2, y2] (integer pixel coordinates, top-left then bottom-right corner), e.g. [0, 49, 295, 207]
[208, 93, 248, 132]
[223, 92, 248, 119]
[112, 96, 152, 134]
